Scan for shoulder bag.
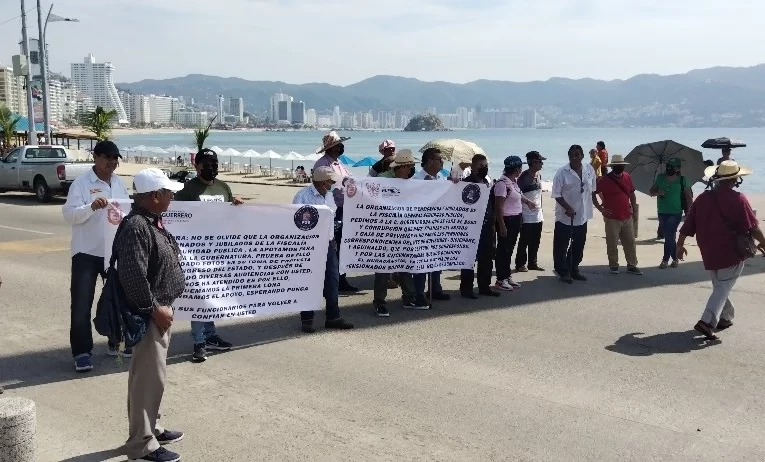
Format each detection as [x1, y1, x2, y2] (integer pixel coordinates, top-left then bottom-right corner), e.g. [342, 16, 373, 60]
[711, 191, 757, 260]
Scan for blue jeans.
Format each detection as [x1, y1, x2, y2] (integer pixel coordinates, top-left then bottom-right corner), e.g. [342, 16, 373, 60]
[190, 321, 217, 345]
[658, 213, 682, 262]
[301, 242, 340, 322]
[413, 271, 443, 297]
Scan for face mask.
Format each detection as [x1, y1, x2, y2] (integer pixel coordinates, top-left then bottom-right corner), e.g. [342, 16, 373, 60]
[477, 167, 489, 178]
[200, 164, 218, 182]
[611, 166, 625, 174]
[665, 167, 677, 176]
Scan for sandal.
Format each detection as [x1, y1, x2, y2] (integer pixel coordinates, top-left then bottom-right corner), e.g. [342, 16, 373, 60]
[694, 321, 719, 340]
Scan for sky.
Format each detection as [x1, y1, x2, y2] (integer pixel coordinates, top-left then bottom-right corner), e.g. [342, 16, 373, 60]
[0, 0, 762, 85]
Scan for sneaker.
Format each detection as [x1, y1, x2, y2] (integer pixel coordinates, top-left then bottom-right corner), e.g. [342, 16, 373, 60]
[609, 267, 619, 274]
[122, 347, 133, 358]
[375, 305, 390, 317]
[494, 279, 513, 291]
[129, 447, 181, 462]
[205, 335, 232, 351]
[74, 355, 93, 373]
[627, 266, 643, 275]
[478, 287, 501, 297]
[506, 277, 521, 288]
[325, 318, 354, 329]
[659, 261, 668, 269]
[107, 344, 132, 357]
[401, 300, 417, 309]
[515, 266, 528, 273]
[670, 260, 679, 268]
[156, 430, 184, 446]
[301, 320, 316, 333]
[192, 343, 207, 363]
[406, 297, 431, 310]
[528, 264, 545, 271]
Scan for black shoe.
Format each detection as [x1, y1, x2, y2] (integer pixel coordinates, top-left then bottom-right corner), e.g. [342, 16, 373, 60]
[192, 343, 207, 362]
[129, 447, 181, 462]
[339, 276, 359, 293]
[205, 335, 232, 351]
[156, 430, 184, 446]
[407, 297, 431, 310]
[571, 272, 588, 281]
[528, 264, 545, 271]
[426, 291, 451, 301]
[461, 291, 479, 299]
[325, 318, 354, 329]
[375, 305, 390, 317]
[515, 266, 528, 273]
[478, 287, 501, 297]
[301, 320, 316, 333]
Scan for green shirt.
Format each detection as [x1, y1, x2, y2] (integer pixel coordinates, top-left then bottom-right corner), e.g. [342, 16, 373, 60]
[654, 174, 685, 214]
[174, 177, 233, 203]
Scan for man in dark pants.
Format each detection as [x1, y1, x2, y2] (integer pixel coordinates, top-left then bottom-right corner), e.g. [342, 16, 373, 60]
[460, 154, 501, 299]
[516, 151, 547, 272]
[62, 140, 130, 372]
[551, 145, 597, 283]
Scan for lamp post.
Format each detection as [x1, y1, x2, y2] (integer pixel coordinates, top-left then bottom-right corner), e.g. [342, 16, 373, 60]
[37, 1, 79, 143]
[20, 0, 37, 145]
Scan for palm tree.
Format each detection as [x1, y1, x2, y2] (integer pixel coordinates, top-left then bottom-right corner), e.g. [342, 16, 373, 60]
[80, 106, 117, 140]
[0, 104, 22, 149]
[193, 114, 218, 152]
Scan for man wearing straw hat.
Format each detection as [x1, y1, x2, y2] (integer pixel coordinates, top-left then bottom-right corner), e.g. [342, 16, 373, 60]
[313, 131, 358, 292]
[369, 139, 396, 177]
[593, 154, 642, 275]
[677, 160, 765, 340]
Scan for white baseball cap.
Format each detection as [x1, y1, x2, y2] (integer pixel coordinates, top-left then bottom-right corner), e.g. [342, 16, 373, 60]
[133, 168, 184, 194]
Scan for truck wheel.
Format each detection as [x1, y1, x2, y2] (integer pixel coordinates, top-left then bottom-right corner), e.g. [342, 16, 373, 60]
[34, 178, 52, 202]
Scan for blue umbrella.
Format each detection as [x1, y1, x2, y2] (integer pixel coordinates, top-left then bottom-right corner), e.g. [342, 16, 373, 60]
[338, 154, 357, 166]
[352, 156, 378, 167]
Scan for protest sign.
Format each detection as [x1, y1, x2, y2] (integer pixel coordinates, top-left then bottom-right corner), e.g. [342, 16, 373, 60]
[103, 200, 333, 321]
[339, 177, 489, 273]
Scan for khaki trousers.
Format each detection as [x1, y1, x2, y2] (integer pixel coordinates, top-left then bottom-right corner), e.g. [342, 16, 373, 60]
[125, 320, 170, 459]
[604, 217, 638, 268]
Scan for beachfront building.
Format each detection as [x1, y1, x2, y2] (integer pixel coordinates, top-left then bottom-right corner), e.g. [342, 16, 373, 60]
[305, 109, 317, 126]
[173, 110, 210, 127]
[0, 66, 27, 116]
[70, 53, 128, 124]
[229, 97, 244, 119]
[60, 81, 93, 122]
[270, 92, 292, 122]
[148, 94, 180, 125]
[291, 100, 305, 124]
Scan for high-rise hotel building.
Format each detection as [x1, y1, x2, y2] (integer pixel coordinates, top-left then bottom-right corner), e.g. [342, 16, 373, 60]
[70, 53, 128, 124]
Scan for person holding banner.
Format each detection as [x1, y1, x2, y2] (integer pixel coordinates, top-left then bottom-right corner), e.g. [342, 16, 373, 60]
[314, 131, 359, 293]
[372, 151, 419, 315]
[293, 166, 355, 332]
[174, 148, 242, 363]
[369, 139, 396, 177]
[460, 154, 501, 299]
[62, 140, 130, 372]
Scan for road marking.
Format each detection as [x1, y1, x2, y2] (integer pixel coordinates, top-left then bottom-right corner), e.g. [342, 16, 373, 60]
[0, 225, 54, 235]
[0, 237, 69, 254]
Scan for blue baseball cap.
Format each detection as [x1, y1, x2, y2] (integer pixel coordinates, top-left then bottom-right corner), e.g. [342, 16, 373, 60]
[503, 155, 523, 169]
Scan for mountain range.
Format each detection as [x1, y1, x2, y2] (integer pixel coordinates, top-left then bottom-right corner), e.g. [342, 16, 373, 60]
[117, 65, 765, 123]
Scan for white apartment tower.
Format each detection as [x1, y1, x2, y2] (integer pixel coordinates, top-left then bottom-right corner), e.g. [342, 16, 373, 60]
[70, 53, 128, 124]
[229, 97, 244, 119]
[269, 92, 292, 121]
[0, 66, 27, 116]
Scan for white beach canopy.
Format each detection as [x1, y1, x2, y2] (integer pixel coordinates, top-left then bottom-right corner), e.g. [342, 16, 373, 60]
[283, 151, 305, 169]
[261, 150, 282, 171]
[240, 149, 260, 170]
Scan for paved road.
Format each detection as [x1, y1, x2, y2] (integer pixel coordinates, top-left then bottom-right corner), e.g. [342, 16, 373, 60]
[2, 187, 765, 461]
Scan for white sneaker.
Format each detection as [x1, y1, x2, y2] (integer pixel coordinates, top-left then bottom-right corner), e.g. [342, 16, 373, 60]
[494, 279, 513, 291]
[507, 276, 521, 288]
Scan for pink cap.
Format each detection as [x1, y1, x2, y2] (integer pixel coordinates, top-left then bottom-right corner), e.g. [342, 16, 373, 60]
[378, 139, 395, 153]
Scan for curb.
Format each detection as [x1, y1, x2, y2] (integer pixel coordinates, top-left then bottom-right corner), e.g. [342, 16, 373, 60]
[117, 173, 306, 189]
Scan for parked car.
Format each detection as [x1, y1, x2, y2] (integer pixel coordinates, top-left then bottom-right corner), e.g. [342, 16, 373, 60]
[0, 145, 93, 202]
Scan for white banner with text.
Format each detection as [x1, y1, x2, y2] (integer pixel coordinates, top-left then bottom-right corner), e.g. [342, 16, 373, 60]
[339, 177, 489, 273]
[103, 200, 333, 321]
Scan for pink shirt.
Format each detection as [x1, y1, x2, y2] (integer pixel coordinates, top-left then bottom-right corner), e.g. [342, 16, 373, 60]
[313, 154, 350, 208]
[493, 175, 523, 216]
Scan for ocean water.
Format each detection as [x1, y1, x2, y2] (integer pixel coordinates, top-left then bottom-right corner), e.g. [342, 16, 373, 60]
[112, 127, 765, 193]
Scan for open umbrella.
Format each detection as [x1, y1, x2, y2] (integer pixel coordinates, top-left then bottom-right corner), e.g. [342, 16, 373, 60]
[419, 138, 474, 162]
[462, 141, 485, 163]
[283, 151, 304, 170]
[261, 150, 282, 172]
[208, 146, 224, 155]
[241, 149, 260, 171]
[220, 148, 241, 169]
[701, 137, 746, 149]
[352, 156, 378, 167]
[303, 152, 322, 162]
[337, 154, 356, 166]
[624, 140, 706, 195]
[146, 146, 169, 156]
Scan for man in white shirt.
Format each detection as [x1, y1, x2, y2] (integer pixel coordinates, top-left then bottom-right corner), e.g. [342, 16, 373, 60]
[515, 151, 546, 272]
[551, 144, 597, 283]
[62, 140, 130, 372]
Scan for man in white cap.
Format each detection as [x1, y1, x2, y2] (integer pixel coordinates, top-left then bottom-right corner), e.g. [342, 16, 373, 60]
[114, 168, 185, 462]
[677, 160, 765, 341]
[369, 139, 396, 177]
[293, 166, 355, 333]
[63, 140, 131, 372]
[313, 131, 358, 292]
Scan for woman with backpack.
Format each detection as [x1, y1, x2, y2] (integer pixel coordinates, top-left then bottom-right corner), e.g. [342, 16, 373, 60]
[650, 158, 693, 268]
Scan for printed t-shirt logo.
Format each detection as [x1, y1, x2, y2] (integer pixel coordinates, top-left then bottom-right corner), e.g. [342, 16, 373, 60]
[294, 205, 320, 231]
[462, 183, 481, 205]
[199, 195, 225, 202]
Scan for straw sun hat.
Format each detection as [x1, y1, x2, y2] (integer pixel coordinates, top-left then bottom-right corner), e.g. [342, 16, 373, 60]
[704, 160, 752, 182]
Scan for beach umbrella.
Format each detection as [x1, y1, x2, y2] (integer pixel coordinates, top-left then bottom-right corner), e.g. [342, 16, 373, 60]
[462, 141, 485, 163]
[165, 144, 192, 154]
[701, 137, 746, 149]
[337, 154, 356, 166]
[352, 156, 378, 167]
[208, 146, 224, 155]
[624, 140, 705, 195]
[241, 149, 260, 170]
[146, 146, 169, 156]
[303, 153, 322, 162]
[261, 150, 282, 171]
[221, 148, 241, 168]
[419, 138, 474, 162]
[132, 145, 148, 152]
[283, 151, 305, 170]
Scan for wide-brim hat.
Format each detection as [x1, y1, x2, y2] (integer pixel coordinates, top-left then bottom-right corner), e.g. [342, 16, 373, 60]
[607, 154, 629, 166]
[316, 130, 351, 154]
[704, 160, 752, 182]
[390, 149, 418, 167]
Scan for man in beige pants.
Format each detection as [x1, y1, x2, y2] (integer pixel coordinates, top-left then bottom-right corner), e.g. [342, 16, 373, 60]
[115, 168, 186, 462]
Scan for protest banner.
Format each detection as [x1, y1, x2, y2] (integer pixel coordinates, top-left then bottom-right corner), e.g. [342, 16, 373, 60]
[103, 200, 333, 321]
[339, 177, 490, 273]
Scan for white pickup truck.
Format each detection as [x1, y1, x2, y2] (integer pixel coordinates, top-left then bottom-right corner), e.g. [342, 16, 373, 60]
[0, 145, 93, 202]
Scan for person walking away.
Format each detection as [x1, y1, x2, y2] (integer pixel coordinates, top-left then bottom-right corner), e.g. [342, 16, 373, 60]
[516, 151, 547, 272]
[62, 140, 130, 372]
[369, 139, 396, 177]
[650, 158, 692, 268]
[552, 145, 597, 283]
[677, 160, 765, 340]
[596, 141, 609, 176]
[593, 155, 642, 275]
[460, 154, 501, 299]
[174, 148, 241, 362]
[494, 155, 536, 291]
[116, 168, 185, 462]
[313, 131, 358, 292]
[292, 166, 355, 332]
[372, 151, 418, 315]
[589, 149, 602, 179]
[411, 148, 452, 307]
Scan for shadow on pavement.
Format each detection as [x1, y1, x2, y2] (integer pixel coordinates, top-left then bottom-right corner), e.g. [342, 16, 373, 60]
[57, 446, 124, 461]
[0, 192, 66, 206]
[605, 330, 721, 356]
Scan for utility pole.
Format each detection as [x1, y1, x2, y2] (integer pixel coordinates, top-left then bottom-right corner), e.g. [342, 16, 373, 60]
[20, 0, 38, 144]
[36, 0, 50, 143]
